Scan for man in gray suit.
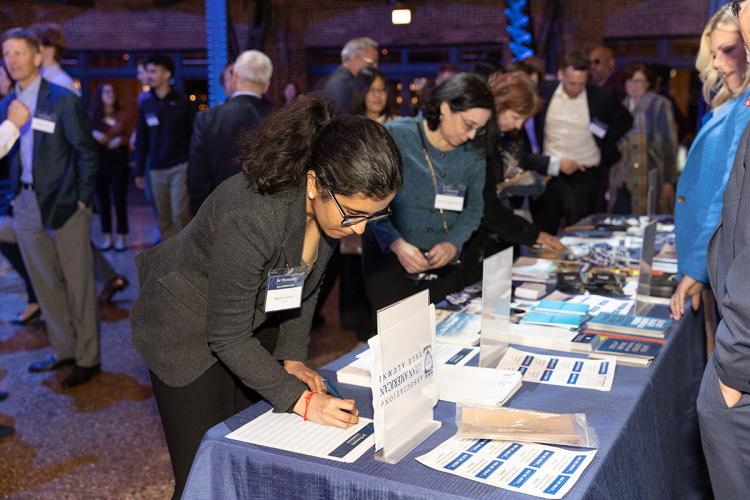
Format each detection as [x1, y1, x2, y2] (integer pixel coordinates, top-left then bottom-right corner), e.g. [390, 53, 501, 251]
[696, 4, 750, 496]
[0, 28, 100, 388]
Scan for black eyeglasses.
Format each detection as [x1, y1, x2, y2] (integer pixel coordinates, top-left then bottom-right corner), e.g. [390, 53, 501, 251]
[327, 188, 391, 227]
[732, 0, 745, 18]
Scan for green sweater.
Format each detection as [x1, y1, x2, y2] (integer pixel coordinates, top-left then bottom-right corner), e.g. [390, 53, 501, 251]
[371, 115, 486, 252]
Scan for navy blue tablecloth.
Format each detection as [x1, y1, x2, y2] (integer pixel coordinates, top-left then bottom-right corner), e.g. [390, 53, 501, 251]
[183, 304, 709, 499]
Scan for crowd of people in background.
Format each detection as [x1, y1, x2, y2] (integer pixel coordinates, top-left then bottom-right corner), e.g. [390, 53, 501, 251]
[2, 2, 750, 496]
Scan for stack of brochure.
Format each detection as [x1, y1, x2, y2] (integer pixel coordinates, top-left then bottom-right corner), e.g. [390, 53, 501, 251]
[586, 312, 672, 339]
[435, 310, 481, 346]
[519, 299, 589, 328]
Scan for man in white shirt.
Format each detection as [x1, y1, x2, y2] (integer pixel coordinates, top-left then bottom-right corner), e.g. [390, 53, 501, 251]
[530, 51, 632, 232]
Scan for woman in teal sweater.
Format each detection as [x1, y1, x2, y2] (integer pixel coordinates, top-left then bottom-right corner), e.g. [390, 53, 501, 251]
[363, 73, 493, 311]
[671, 5, 750, 319]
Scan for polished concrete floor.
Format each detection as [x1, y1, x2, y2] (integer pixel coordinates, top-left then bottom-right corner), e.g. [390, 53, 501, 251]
[0, 190, 359, 498]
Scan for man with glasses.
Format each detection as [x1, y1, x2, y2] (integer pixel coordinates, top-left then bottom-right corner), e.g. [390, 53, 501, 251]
[321, 37, 379, 116]
[696, 1, 750, 497]
[530, 50, 632, 233]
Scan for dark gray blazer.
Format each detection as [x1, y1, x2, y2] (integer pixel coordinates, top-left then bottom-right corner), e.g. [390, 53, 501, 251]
[0, 78, 98, 229]
[131, 174, 335, 411]
[708, 123, 750, 395]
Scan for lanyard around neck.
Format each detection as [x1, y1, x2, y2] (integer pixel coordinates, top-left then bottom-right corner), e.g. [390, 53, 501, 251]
[416, 122, 450, 236]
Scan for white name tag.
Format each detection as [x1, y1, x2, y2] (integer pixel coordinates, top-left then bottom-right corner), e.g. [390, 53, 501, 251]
[104, 116, 116, 127]
[264, 267, 305, 312]
[146, 114, 160, 127]
[589, 119, 607, 139]
[31, 117, 56, 134]
[434, 184, 466, 212]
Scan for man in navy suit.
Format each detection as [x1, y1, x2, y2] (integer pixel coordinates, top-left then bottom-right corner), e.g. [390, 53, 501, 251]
[187, 50, 274, 214]
[0, 27, 100, 388]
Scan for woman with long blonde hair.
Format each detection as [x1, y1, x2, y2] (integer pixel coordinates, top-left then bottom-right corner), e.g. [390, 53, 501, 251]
[672, 4, 750, 319]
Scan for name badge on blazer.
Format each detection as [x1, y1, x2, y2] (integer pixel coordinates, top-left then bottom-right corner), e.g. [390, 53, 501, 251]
[31, 116, 56, 134]
[589, 119, 608, 139]
[146, 114, 160, 127]
[434, 184, 466, 212]
[104, 116, 117, 127]
[264, 267, 305, 312]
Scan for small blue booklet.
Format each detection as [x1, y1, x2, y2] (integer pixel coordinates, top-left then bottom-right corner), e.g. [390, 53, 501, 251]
[594, 337, 662, 359]
[520, 311, 583, 328]
[535, 299, 590, 316]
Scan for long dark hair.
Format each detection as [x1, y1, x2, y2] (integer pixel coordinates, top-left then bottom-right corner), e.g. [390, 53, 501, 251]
[422, 72, 494, 131]
[89, 83, 121, 127]
[354, 67, 391, 118]
[240, 92, 403, 199]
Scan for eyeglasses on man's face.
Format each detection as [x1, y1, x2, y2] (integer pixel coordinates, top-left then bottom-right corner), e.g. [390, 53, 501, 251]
[326, 188, 391, 227]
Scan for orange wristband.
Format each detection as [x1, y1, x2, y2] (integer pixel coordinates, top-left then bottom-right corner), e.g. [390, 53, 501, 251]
[303, 391, 317, 421]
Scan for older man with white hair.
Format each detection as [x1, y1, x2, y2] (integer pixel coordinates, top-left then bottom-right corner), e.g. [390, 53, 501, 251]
[187, 49, 274, 213]
[321, 36, 378, 115]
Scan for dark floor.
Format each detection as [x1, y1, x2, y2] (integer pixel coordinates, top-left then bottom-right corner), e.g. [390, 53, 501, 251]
[0, 189, 359, 498]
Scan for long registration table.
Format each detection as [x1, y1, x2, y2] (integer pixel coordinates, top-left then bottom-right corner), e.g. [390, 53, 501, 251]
[182, 303, 709, 499]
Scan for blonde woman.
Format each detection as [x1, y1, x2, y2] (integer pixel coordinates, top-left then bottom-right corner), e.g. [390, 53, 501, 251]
[672, 4, 750, 319]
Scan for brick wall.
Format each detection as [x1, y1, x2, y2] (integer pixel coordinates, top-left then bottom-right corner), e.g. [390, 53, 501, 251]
[0, 0, 713, 101]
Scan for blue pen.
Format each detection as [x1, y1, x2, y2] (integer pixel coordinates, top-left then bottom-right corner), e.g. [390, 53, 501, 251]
[323, 378, 344, 399]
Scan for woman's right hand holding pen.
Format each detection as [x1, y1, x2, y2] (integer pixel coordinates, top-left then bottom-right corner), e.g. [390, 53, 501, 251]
[293, 390, 359, 428]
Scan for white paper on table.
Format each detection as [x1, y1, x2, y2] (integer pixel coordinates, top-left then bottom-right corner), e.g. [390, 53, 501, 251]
[438, 365, 522, 406]
[496, 347, 615, 392]
[416, 435, 597, 499]
[567, 295, 633, 315]
[225, 410, 374, 463]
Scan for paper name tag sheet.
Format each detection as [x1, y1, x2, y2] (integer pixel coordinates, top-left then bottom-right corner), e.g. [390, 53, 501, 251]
[417, 436, 597, 499]
[225, 410, 374, 463]
[497, 347, 615, 391]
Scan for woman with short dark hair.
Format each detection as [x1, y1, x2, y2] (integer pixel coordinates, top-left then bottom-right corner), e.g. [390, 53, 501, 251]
[131, 93, 403, 498]
[363, 73, 493, 313]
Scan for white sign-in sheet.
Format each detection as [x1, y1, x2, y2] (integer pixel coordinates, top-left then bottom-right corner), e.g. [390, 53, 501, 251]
[225, 410, 374, 463]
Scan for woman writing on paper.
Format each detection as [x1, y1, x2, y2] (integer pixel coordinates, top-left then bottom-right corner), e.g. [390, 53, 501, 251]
[131, 94, 403, 498]
[671, 4, 750, 321]
[363, 73, 493, 312]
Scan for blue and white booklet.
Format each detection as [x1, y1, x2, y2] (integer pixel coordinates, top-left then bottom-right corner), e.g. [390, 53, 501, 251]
[534, 300, 590, 316]
[586, 312, 671, 339]
[436, 311, 481, 346]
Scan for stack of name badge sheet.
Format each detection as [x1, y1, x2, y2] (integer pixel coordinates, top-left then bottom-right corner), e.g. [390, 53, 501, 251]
[416, 436, 597, 499]
[496, 347, 615, 392]
[437, 365, 522, 406]
[336, 343, 479, 388]
[225, 410, 375, 463]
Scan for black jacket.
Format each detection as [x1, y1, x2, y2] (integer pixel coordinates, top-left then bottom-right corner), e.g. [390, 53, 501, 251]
[535, 81, 632, 170]
[0, 78, 98, 229]
[187, 94, 273, 214]
[135, 88, 195, 176]
[481, 132, 544, 247]
[131, 175, 335, 411]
